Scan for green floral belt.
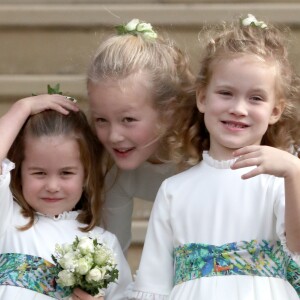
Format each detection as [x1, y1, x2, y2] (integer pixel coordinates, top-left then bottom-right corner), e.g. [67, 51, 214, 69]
[0, 253, 72, 299]
[174, 240, 300, 296]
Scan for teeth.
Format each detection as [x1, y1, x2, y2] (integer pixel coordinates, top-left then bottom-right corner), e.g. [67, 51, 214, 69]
[226, 122, 246, 128]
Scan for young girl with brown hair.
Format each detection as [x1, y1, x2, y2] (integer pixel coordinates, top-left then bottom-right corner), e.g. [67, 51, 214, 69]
[0, 94, 132, 299]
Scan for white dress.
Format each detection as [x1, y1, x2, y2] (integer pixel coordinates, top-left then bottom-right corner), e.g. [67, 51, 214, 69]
[103, 163, 176, 252]
[0, 159, 132, 300]
[128, 152, 300, 300]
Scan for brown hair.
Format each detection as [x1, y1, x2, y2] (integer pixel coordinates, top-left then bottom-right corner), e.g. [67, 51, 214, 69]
[181, 16, 300, 163]
[7, 110, 104, 231]
[87, 29, 196, 166]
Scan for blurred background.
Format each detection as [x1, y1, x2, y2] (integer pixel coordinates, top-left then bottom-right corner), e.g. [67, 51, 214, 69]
[0, 0, 299, 274]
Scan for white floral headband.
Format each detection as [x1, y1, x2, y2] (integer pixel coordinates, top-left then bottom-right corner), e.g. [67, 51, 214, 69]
[115, 18, 158, 39]
[241, 14, 267, 29]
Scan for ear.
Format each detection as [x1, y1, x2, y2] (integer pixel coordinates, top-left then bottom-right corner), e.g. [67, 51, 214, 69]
[269, 98, 285, 125]
[196, 87, 206, 113]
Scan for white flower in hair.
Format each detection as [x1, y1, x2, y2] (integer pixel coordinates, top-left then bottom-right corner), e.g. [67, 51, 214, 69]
[125, 18, 139, 31]
[242, 14, 267, 29]
[137, 22, 153, 32]
[116, 18, 158, 39]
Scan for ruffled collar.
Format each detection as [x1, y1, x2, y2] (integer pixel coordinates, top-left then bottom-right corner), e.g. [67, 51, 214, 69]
[36, 210, 79, 221]
[202, 151, 237, 169]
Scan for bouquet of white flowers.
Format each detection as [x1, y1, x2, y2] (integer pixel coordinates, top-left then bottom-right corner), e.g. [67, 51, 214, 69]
[52, 235, 119, 297]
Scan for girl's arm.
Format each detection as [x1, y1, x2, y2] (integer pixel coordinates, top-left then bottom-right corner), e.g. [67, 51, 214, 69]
[0, 94, 78, 170]
[128, 180, 173, 299]
[232, 145, 300, 252]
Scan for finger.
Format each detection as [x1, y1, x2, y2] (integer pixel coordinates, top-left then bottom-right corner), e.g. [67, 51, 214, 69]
[232, 155, 262, 170]
[232, 145, 261, 157]
[240, 166, 262, 179]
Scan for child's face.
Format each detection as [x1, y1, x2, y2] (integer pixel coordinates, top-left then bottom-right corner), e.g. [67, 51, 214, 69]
[21, 134, 85, 216]
[88, 74, 161, 170]
[197, 55, 283, 160]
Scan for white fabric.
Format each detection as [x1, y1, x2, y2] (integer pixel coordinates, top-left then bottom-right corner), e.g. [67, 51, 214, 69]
[128, 152, 299, 300]
[0, 159, 132, 300]
[103, 162, 176, 252]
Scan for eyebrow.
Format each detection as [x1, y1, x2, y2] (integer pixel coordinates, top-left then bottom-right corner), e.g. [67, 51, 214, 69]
[26, 166, 79, 171]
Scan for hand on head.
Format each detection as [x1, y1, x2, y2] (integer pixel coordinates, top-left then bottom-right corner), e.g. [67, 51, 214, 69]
[20, 94, 79, 116]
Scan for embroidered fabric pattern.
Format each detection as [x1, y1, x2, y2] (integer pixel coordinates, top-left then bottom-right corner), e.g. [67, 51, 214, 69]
[0, 253, 72, 299]
[174, 240, 299, 296]
[287, 258, 300, 296]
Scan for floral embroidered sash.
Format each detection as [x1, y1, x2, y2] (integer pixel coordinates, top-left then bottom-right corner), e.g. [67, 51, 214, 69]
[174, 240, 300, 296]
[0, 253, 72, 299]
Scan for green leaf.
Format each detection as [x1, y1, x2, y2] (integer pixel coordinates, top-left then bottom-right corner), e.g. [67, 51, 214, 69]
[47, 83, 63, 95]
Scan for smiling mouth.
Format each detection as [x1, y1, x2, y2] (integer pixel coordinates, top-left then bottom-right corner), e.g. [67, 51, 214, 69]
[42, 198, 62, 202]
[222, 121, 249, 129]
[113, 147, 135, 154]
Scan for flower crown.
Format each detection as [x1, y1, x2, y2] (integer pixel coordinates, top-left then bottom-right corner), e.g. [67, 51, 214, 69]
[115, 18, 158, 39]
[241, 14, 267, 29]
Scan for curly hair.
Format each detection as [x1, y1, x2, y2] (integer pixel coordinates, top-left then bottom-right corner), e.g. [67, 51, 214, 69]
[180, 16, 300, 164]
[7, 110, 104, 232]
[87, 30, 196, 168]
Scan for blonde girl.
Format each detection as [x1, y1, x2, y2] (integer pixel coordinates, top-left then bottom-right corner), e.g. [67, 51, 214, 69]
[129, 14, 300, 299]
[87, 19, 195, 253]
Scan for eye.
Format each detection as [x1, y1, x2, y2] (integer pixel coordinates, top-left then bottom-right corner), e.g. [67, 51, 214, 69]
[250, 95, 264, 102]
[31, 171, 46, 176]
[61, 171, 74, 176]
[123, 117, 137, 123]
[95, 117, 107, 123]
[218, 90, 232, 97]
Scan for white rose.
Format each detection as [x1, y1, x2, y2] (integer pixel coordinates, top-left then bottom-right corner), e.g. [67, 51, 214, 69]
[57, 270, 76, 287]
[77, 236, 94, 255]
[94, 246, 111, 266]
[86, 267, 105, 283]
[75, 256, 93, 275]
[143, 31, 158, 39]
[59, 252, 77, 271]
[136, 22, 152, 32]
[125, 19, 139, 31]
[241, 14, 257, 26]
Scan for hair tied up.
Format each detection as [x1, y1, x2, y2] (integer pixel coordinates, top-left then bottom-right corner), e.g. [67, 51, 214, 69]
[115, 18, 158, 40]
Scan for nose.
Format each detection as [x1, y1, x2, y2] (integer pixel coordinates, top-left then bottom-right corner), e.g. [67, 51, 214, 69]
[108, 125, 125, 144]
[45, 176, 60, 193]
[228, 99, 248, 116]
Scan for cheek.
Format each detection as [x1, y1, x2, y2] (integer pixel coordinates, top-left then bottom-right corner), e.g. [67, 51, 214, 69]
[21, 177, 38, 199]
[95, 128, 107, 143]
[137, 125, 159, 143]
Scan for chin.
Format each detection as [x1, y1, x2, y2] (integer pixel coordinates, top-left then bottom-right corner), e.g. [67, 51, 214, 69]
[116, 160, 142, 170]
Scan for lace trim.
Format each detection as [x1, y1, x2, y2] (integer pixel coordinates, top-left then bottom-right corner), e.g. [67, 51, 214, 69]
[126, 290, 168, 300]
[202, 151, 237, 169]
[36, 210, 79, 221]
[125, 276, 169, 300]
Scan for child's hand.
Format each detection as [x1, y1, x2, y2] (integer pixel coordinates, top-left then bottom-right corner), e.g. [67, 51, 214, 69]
[18, 94, 79, 116]
[70, 288, 104, 300]
[231, 145, 300, 180]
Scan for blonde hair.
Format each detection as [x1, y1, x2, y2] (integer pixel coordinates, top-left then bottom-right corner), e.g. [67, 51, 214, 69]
[8, 110, 104, 232]
[181, 16, 300, 163]
[87, 31, 196, 165]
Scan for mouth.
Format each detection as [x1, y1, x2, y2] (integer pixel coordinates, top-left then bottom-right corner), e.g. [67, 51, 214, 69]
[113, 147, 135, 157]
[221, 121, 249, 129]
[41, 198, 63, 202]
